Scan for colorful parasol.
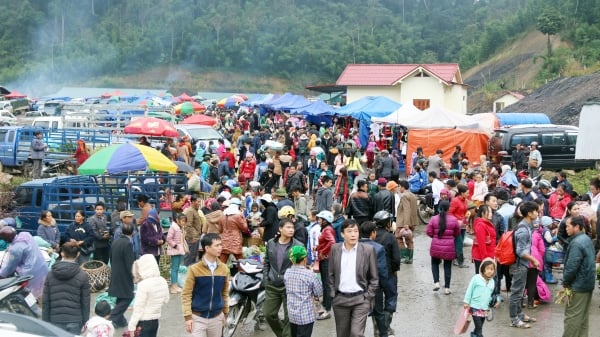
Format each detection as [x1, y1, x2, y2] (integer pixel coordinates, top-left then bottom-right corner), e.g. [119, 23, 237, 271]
[78, 143, 177, 175]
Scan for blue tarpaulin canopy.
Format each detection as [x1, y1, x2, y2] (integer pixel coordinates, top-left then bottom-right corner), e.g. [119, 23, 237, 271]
[269, 95, 312, 110]
[289, 100, 335, 127]
[495, 113, 551, 126]
[334, 96, 401, 147]
[241, 94, 266, 106]
[290, 100, 335, 116]
[262, 93, 294, 108]
[334, 96, 401, 118]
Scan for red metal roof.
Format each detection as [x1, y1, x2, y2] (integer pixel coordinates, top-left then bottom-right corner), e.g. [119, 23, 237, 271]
[336, 64, 461, 86]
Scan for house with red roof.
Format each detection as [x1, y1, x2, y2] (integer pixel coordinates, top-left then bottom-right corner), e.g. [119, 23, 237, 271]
[336, 63, 468, 114]
[493, 91, 525, 112]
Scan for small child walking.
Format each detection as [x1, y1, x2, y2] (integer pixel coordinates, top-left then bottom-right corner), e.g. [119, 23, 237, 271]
[463, 258, 498, 337]
[284, 246, 323, 337]
[166, 214, 187, 293]
[82, 300, 114, 337]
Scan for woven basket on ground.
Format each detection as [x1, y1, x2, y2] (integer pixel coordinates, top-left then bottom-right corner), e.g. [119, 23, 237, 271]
[81, 260, 111, 293]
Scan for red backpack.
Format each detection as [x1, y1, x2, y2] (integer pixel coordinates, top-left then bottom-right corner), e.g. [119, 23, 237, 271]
[495, 224, 527, 265]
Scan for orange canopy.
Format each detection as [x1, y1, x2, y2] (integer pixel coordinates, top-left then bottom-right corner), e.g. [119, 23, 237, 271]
[406, 129, 490, 171]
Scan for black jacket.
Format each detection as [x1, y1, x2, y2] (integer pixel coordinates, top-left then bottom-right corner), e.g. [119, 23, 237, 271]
[42, 260, 90, 325]
[263, 238, 303, 287]
[374, 228, 401, 273]
[372, 189, 395, 216]
[261, 203, 280, 242]
[285, 172, 305, 193]
[346, 191, 373, 220]
[108, 235, 135, 299]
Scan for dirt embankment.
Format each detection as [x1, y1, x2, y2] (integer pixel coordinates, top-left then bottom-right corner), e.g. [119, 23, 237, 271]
[499, 72, 600, 125]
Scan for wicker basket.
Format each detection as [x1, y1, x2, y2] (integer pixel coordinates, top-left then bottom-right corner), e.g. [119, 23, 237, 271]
[81, 260, 111, 293]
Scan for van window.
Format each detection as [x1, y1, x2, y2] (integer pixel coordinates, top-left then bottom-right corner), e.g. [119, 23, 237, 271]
[510, 133, 538, 147]
[541, 132, 566, 145]
[566, 132, 577, 145]
[0, 129, 7, 142]
[15, 187, 42, 207]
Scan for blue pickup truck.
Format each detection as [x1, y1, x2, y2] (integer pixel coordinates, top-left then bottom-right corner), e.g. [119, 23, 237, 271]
[0, 126, 116, 175]
[13, 173, 188, 237]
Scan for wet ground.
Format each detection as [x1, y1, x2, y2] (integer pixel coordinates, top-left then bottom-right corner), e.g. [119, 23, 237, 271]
[101, 225, 600, 337]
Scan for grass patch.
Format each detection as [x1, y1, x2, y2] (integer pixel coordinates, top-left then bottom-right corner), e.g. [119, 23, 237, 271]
[564, 169, 599, 195]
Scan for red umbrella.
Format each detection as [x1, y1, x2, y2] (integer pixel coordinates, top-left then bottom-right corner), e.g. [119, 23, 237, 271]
[100, 90, 126, 98]
[124, 117, 179, 137]
[5, 90, 27, 99]
[181, 114, 217, 126]
[178, 92, 194, 102]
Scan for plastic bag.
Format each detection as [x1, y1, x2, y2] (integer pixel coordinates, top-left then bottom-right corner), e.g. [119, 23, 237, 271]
[95, 292, 117, 308]
[178, 265, 188, 288]
[453, 307, 471, 335]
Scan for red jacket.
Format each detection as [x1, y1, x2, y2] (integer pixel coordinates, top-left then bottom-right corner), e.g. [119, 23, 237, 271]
[449, 196, 468, 223]
[317, 225, 336, 261]
[221, 152, 235, 169]
[549, 193, 572, 219]
[238, 159, 256, 180]
[471, 217, 496, 261]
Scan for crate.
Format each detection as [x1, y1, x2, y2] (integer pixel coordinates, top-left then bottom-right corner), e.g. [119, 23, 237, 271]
[545, 250, 565, 264]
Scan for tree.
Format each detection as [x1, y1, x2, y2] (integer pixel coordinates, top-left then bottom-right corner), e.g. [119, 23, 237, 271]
[537, 8, 564, 57]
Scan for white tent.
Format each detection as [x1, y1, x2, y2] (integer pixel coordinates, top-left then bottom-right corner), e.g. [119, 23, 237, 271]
[371, 103, 422, 124]
[401, 106, 481, 129]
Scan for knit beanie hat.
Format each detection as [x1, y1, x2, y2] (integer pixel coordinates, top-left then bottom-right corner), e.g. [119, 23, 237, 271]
[288, 245, 308, 264]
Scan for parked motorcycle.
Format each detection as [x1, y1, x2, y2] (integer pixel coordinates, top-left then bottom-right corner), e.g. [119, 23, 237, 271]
[417, 184, 434, 225]
[222, 259, 265, 337]
[0, 275, 40, 317]
[41, 159, 75, 178]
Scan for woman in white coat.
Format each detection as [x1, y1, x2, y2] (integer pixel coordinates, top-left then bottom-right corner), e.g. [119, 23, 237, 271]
[128, 254, 170, 337]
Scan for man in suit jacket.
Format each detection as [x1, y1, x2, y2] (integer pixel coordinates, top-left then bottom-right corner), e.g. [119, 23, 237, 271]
[396, 179, 419, 264]
[327, 219, 379, 337]
[108, 221, 135, 328]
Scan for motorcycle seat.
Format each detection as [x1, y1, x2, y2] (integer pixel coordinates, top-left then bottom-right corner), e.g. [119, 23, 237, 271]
[0, 275, 31, 291]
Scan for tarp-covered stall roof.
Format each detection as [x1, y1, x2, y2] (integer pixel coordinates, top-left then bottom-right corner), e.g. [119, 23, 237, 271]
[575, 103, 600, 160]
[496, 113, 551, 126]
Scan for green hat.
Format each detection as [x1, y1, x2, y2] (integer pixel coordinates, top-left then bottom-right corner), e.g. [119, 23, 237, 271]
[231, 187, 243, 195]
[288, 245, 307, 264]
[275, 188, 288, 197]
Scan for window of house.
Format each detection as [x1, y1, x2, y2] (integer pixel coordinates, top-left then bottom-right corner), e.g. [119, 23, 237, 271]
[495, 102, 505, 112]
[413, 99, 430, 111]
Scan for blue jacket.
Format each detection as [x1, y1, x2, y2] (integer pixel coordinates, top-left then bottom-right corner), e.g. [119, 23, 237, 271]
[463, 274, 495, 310]
[563, 232, 596, 292]
[332, 215, 345, 243]
[408, 171, 427, 193]
[182, 258, 230, 319]
[359, 239, 388, 283]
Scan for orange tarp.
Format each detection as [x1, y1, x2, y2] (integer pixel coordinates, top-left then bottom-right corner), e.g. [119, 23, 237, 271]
[406, 129, 490, 170]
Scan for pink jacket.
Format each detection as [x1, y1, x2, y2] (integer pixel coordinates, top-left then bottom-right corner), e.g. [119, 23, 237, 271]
[166, 223, 185, 256]
[530, 228, 545, 271]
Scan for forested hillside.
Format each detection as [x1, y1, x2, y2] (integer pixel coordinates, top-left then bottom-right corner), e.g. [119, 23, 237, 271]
[1, 0, 598, 93]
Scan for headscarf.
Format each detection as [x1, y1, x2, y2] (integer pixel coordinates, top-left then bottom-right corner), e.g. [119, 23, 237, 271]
[288, 245, 307, 264]
[77, 139, 87, 152]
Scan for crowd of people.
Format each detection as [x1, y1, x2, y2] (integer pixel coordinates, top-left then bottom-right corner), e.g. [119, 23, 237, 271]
[2, 109, 600, 337]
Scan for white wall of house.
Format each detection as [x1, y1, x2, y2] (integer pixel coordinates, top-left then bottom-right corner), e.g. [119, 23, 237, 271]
[346, 74, 467, 113]
[444, 84, 468, 114]
[346, 86, 401, 103]
[493, 94, 520, 112]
